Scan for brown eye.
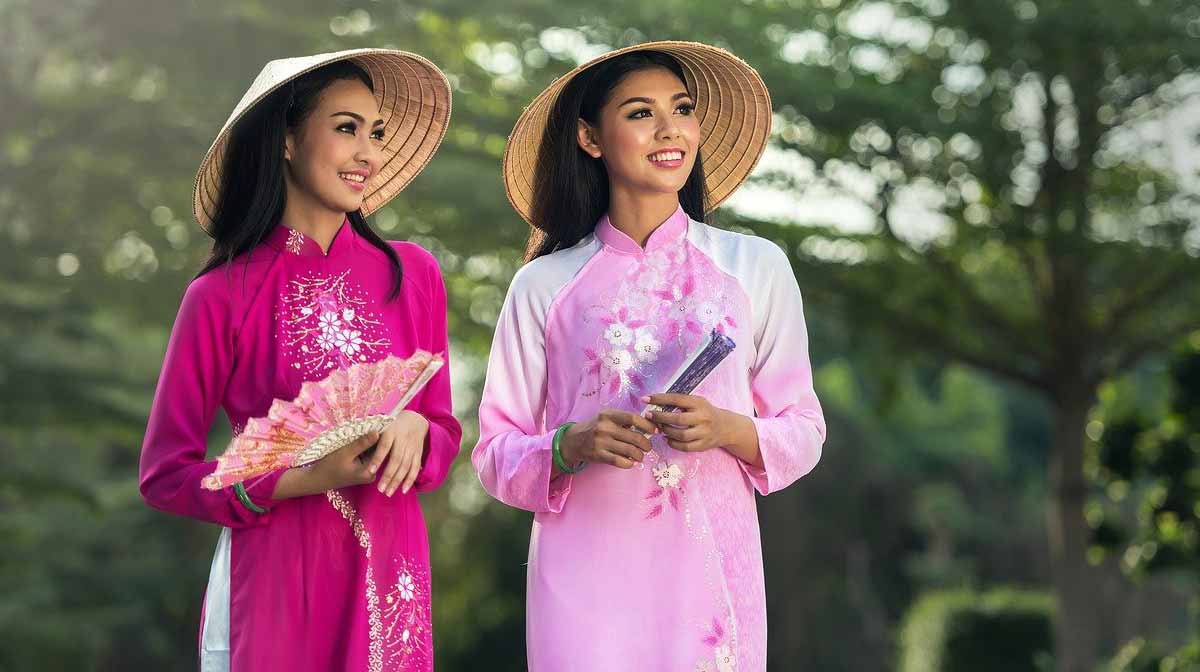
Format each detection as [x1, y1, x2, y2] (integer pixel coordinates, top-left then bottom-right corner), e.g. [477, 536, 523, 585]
[627, 108, 652, 120]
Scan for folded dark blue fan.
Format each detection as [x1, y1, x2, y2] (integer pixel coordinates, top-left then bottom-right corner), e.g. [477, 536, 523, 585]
[644, 329, 736, 416]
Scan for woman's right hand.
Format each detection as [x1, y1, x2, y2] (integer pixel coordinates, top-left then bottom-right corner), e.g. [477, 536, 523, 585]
[272, 431, 380, 499]
[558, 410, 657, 470]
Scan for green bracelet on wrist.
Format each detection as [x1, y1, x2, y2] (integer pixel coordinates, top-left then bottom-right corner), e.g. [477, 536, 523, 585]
[552, 422, 586, 474]
[234, 481, 268, 515]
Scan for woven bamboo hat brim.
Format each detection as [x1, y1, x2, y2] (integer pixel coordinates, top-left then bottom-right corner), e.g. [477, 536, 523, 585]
[192, 48, 452, 234]
[502, 41, 772, 227]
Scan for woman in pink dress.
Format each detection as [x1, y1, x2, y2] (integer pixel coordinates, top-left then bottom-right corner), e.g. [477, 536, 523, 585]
[473, 42, 827, 671]
[139, 50, 459, 671]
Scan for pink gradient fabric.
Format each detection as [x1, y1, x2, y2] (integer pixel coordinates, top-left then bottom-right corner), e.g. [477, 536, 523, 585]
[474, 207, 826, 671]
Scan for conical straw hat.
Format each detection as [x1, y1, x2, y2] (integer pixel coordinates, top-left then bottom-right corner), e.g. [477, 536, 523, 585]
[503, 41, 772, 226]
[192, 48, 452, 233]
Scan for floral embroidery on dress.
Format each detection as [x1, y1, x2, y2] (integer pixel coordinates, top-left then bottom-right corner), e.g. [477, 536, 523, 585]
[328, 490, 431, 672]
[694, 615, 738, 671]
[378, 563, 431, 670]
[285, 228, 306, 255]
[279, 269, 391, 378]
[643, 461, 687, 519]
[579, 244, 736, 407]
[654, 462, 683, 488]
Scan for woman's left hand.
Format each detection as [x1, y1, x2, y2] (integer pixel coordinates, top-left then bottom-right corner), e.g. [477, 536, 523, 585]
[642, 393, 729, 452]
[366, 410, 430, 496]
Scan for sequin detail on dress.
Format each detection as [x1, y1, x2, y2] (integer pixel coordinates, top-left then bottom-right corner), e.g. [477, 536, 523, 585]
[285, 229, 305, 255]
[279, 269, 391, 378]
[328, 490, 432, 672]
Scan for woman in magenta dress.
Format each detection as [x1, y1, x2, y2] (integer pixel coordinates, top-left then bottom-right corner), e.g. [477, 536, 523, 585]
[139, 49, 459, 671]
[473, 43, 826, 670]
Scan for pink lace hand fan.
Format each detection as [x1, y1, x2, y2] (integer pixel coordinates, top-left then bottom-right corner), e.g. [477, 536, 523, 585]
[202, 351, 444, 490]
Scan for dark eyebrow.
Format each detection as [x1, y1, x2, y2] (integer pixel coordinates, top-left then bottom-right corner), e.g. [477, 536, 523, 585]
[331, 111, 385, 126]
[617, 92, 693, 107]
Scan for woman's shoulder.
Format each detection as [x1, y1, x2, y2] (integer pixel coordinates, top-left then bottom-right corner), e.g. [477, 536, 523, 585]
[510, 235, 600, 296]
[386, 238, 448, 283]
[386, 239, 438, 267]
[497, 240, 601, 328]
[687, 220, 791, 281]
[186, 261, 249, 305]
[182, 245, 290, 332]
[689, 220, 787, 260]
[174, 265, 243, 331]
[384, 240, 446, 305]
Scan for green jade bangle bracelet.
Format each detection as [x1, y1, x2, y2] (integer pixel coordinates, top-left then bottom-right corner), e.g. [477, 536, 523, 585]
[552, 422, 586, 474]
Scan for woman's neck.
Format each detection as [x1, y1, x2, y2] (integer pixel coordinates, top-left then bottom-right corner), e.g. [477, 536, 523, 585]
[279, 187, 347, 253]
[606, 187, 681, 248]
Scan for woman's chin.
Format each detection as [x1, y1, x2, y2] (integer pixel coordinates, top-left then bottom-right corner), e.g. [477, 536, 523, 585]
[616, 180, 689, 200]
[652, 182, 690, 197]
[327, 197, 365, 215]
[648, 175, 692, 195]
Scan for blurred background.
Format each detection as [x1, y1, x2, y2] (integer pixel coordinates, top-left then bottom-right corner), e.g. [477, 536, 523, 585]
[2, 1, 1199, 670]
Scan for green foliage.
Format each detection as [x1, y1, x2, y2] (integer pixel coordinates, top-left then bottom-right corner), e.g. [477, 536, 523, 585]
[3, 0, 1199, 669]
[898, 588, 1055, 672]
[1090, 335, 1200, 577]
[760, 359, 1051, 670]
[1106, 637, 1200, 672]
[1089, 335, 1200, 671]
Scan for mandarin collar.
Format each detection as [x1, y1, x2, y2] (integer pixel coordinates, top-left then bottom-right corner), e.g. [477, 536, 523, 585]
[594, 206, 689, 255]
[265, 217, 357, 258]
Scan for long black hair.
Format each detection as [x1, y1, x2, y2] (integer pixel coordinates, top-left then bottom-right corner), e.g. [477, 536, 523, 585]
[526, 50, 709, 261]
[197, 60, 404, 299]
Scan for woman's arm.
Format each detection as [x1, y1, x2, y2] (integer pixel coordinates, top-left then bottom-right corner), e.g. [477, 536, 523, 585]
[139, 277, 286, 526]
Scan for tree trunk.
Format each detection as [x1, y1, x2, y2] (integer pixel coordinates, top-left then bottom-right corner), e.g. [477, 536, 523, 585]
[1048, 386, 1101, 672]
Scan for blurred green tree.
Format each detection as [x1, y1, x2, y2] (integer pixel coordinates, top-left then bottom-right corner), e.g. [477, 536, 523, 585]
[1089, 334, 1200, 667]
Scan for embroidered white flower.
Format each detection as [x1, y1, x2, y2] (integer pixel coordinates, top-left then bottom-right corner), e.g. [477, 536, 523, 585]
[398, 572, 415, 601]
[401, 628, 410, 643]
[318, 311, 342, 334]
[715, 645, 735, 672]
[695, 301, 721, 327]
[341, 308, 355, 322]
[605, 348, 635, 372]
[604, 322, 633, 346]
[653, 462, 684, 488]
[634, 326, 660, 363]
[334, 328, 363, 356]
[316, 331, 336, 351]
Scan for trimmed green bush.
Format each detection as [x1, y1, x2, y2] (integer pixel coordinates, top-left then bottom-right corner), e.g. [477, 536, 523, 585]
[899, 588, 1055, 672]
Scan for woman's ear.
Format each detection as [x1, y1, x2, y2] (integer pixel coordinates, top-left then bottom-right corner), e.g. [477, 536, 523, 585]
[576, 119, 602, 159]
[284, 131, 295, 161]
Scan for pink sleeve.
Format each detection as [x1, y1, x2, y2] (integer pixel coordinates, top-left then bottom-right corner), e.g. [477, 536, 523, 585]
[139, 276, 285, 526]
[740, 245, 826, 495]
[411, 256, 463, 493]
[471, 270, 572, 513]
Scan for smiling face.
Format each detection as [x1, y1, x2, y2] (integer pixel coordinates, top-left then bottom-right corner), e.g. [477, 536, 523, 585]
[577, 66, 702, 201]
[283, 77, 385, 216]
